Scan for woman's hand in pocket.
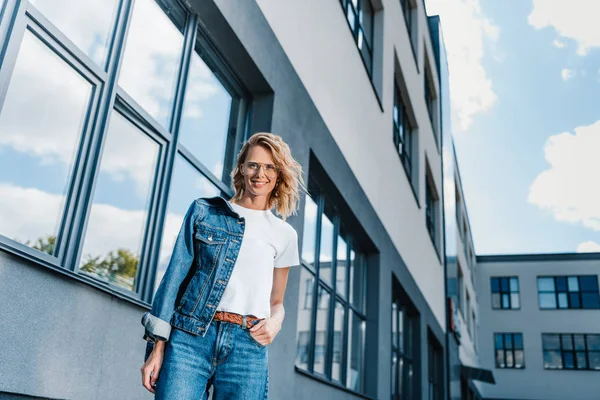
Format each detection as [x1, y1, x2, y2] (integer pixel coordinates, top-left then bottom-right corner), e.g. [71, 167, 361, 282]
[141, 340, 165, 394]
[249, 317, 282, 346]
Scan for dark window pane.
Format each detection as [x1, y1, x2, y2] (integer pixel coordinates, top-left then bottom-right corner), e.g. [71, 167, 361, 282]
[332, 300, 345, 382]
[514, 350, 525, 368]
[564, 352, 575, 369]
[557, 293, 568, 308]
[576, 352, 588, 370]
[561, 335, 573, 350]
[491, 278, 500, 292]
[495, 350, 505, 368]
[492, 293, 501, 309]
[501, 277, 509, 292]
[296, 267, 314, 369]
[80, 111, 159, 291]
[574, 335, 586, 351]
[569, 293, 581, 309]
[538, 277, 555, 292]
[589, 352, 600, 370]
[505, 334, 513, 349]
[0, 31, 92, 256]
[348, 312, 365, 391]
[542, 334, 561, 350]
[581, 292, 600, 309]
[556, 277, 567, 292]
[544, 351, 563, 369]
[301, 196, 318, 269]
[580, 276, 599, 292]
[539, 293, 557, 309]
[494, 334, 504, 349]
[513, 334, 523, 349]
[587, 335, 600, 351]
[314, 287, 330, 375]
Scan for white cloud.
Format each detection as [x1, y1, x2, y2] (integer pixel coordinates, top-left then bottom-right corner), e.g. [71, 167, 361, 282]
[577, 241, 600, 253]
[528, 120, 600, 230]
[426, 0, 499, 132]
[529, 0, 600, 55]
[561, 68, 576, 81]
[552, 39, 567, 49]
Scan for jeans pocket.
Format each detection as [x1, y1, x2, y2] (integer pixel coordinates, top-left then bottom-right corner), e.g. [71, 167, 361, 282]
[245, 330, 266, 348]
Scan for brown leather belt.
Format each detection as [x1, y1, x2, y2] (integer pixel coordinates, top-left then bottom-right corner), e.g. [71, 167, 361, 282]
[213, 311, 261, 329]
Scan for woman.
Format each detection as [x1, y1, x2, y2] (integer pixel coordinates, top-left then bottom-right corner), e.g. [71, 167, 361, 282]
[140, 132, 304, 399]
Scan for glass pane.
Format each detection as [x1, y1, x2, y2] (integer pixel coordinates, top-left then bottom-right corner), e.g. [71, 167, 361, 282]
[490, 277, 499, 292]
[79, 111, 159, 290]
[587, 335, 600, 351]
[538, 277, 555, 292]
[539, 293, 557, 309]
[178, 49, 233, 180]
[391, 353, 398, 396]
[502, 294, 510, 309]
[494, 334, 504, 349]
[336, 235, 348, 297]
[569, 293, 581, 309]
[301, 195, 318, 268]
[0, 31, 91, 255]
[313, 287, 330, 375]
[295, 267, 314, 370]
[511, 293, 520, 309]
[30, 0, 118, 67]
[589, 352, 600, 370]
[544, 351, 562, 369]
[491, 293, 501, 309]
[392, 302, 398, 349]
[495, 350, 505, 367]
[118, 0, 184, 128]
[349, 250, 366, 312]
[582, 292, 600, 309]
[154, 156, 219, 293]
[580, 276, 599, 292]
[558, 292, 568, 308]
[542, 334, 561, 350]
[319, 211, 334, 286]
[556, 277, 567, 291]
[347, 312, 365, 392]
[510, 277, 519, 292]
[574, 335, 586, 350]
[505, 350, 514, 367]
[332, 300, 345, 382]
[397, 357, 405, 398]
[576, 351, 587, 369]
[514, 350, 525, 368]
[346, 4, 356, 31]
[568, 276, 579, 292]
[398, 307, 405, 353]
[564, 352, 575, 369]
[500, 277, 509, 292]
[561, 335, 573, 350]
[505, 334, 513, 349]
[513, 334, 523, 349]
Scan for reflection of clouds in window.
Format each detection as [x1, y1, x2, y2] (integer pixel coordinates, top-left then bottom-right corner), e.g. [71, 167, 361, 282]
[178, 50, 232, 179]
[0, 32, 92, 248]
[301, 196, 318, 265]
[154, 156, 219, 294]
[117, 0, 183, 128]
[79, 111, 159, 290]
[29, 0, 118, 66]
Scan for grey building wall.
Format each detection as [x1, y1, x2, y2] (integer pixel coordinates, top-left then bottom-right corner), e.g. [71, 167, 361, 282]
[0, 0, 446, 399]
[477, 254, 600, 400]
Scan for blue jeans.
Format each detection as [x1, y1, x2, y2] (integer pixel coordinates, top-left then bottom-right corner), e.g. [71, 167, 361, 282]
[155, 320, 269, 399]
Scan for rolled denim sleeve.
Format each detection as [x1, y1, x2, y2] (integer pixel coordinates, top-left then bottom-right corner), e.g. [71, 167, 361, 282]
[141, 199, 202, 342]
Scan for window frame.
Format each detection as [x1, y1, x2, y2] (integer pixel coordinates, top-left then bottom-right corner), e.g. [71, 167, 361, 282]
[491, 276, 520, 310]
[0, 0, 250, 306]
[542, 333, 600, 371]
[399, 0, 418, 67]
[339, 0, 375, 78]
[494, 332, 525, 369]
[424, 162, 441, 257]
[537, 275, 600, 310]
[296, 182, 369, 394]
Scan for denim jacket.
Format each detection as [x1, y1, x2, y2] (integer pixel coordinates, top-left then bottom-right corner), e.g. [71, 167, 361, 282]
[141, 196, 246, 355]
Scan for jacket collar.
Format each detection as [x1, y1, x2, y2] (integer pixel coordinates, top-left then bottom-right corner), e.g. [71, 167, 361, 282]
[203, 196, 241, 218]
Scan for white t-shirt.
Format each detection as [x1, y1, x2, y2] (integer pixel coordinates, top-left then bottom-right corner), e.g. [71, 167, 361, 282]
[216, 202, 300, 319]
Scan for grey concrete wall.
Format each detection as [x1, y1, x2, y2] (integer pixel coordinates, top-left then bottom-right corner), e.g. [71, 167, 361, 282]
[477, 255, 600, 400]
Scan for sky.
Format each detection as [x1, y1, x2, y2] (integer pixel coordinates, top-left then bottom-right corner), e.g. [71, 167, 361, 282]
[426, 0, 600, 255]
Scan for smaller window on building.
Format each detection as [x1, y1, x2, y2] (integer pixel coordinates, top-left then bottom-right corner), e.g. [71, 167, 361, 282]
[542, 334, 600, 371]
[428, 333, 444, 400]
[399, 0, 418, 58]
[538, 276, 600, 310]
[491, 277, 520, 310]
[392, 279, 419, 400]
[466, 292, 471, 337]
[425, 165, 440, 251]
[424, 57, 438, 132]
[494, 333, 525, 369]
[456, 264, 464, 316]
[340, 0, 375, 76]
[393, 81, 415, 183]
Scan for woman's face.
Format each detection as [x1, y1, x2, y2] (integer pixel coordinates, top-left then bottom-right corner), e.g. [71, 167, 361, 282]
[241, 145, 278, 198]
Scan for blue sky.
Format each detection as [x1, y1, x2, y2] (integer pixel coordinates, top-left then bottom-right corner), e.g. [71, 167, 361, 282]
[428, 0, 600, 255]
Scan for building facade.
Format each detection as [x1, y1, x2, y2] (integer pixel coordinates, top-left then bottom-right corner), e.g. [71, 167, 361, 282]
[476, 253, 600, 400]
[0, 0, 448, 399]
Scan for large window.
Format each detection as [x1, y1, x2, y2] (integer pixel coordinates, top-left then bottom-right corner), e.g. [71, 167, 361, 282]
[538, 276, 600, 309]
[491, 277, 520, 310]
[296, 187, 369, 393]
[392, 279, 419, 400]
[393, 81, 415, 183]
[494, 333, 525, 369]
[542, 334, 600, 371]
[339, 0, 374, 76]
[428, 333, 443, 400]
[0, 0, 247, 299]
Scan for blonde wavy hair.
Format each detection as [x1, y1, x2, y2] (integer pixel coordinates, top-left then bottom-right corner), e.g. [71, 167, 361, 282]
[230, 132, 305, 220]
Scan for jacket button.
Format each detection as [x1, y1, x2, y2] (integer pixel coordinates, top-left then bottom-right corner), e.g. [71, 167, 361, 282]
[208, 235, 213, 241]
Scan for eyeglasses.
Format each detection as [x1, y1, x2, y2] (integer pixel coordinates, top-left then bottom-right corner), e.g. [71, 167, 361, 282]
[242, 161, 279, 178]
